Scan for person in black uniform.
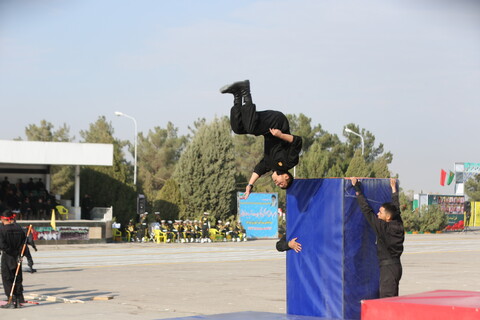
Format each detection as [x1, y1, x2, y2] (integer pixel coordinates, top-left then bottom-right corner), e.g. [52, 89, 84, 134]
[350, 178, 404, 298]
[24, 229, 37, 273]
[220, 80, 303, 199]
[276, 234, 302, 253]
[201, 212, 211, 243]
[0, 210, 27, 308]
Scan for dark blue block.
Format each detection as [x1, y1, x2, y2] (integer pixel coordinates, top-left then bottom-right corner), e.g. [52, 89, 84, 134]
[286, 179, 394, 320]
[161, 311, 340, 320]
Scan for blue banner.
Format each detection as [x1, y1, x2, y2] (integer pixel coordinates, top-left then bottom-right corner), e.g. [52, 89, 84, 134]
[238, 192, 278, 238]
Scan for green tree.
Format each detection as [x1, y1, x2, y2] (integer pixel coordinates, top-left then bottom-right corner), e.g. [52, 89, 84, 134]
[153, 178, 185, 221]
[80, 116, 130, 184]
[345, 150, 371, 177]
[418, 205, 447, 233]
[286, 113, 324, 151]
[24, 120, 74, 196]
[70, 168, 136, 226]
[296, 141, 330, 178]
[465, 174, 480, 201]
[343, 123, 392, 164]
[25, 120, 72, 142]
[174, 117, 236, 220]
[371, 155, 391, 178]
[232, 133, 265, 193]
[77, 116, 135, 223]
[137, 122, 187, 203]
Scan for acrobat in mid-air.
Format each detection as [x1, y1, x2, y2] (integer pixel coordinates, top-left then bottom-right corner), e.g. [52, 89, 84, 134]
[220, 80, 302, 199]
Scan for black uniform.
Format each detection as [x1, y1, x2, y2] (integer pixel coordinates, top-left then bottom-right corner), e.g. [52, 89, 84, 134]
[0, 222, 27, 303]
[354, 183, 404, 298]
[24, 231, 37, 272]
[230, 102, 302, 176]
[276, 234, 291, 252]
[201, 216, 210, 239]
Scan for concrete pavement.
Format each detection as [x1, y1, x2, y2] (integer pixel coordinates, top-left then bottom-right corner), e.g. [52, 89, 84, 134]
[1, 231, 480, 320]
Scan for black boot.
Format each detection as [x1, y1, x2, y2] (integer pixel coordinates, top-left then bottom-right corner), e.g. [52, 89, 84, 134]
[220, 80, 250, 95]
[15, 296, 23, 308]
[1, 297, 17, 309]
[29, 265, 37, 273]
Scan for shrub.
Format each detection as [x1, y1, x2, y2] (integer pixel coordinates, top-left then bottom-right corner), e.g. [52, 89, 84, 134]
[402, 205, 447, 233]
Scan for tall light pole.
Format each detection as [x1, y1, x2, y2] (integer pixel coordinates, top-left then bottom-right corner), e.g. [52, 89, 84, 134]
[114, 111, 137, 186]
[344, 127, 364, 156]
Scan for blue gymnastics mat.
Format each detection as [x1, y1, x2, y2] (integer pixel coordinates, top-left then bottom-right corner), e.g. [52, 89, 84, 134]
[161, 311, 340, 320]
[286, 178, 395, 319]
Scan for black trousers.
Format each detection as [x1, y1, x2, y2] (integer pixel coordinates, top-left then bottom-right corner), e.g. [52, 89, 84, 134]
[230, 102, 290, 136]
[202, 227, 209, 238]
[1, 262, 23, 299]
[24, 247, 34, 267]
[379, 262, 402, 298]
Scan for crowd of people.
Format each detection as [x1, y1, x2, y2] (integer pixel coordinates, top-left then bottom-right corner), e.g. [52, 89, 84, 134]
[126, 213, 247, 243]
[0, 176, 60, 220]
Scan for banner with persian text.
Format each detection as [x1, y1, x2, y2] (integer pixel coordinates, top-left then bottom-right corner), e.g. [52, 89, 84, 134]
[238, 192, 278, 238]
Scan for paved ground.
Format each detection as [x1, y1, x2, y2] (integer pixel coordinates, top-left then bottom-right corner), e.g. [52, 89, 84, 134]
[1, 231, 480, 320]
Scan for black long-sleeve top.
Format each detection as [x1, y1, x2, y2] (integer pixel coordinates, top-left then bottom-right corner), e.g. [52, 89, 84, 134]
[254, 135, 303, 176]
[0, 223, 26, 269]
[354, 183, 404, 262]
[276, 234, 291, 252]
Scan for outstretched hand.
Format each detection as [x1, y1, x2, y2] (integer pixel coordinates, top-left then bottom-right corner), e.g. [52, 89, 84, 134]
[240, 185, 253, 200]
[390, 178, 397, 193]
[269, 128, 283, 138]
[288, 237, 302, 253]
[351, 177, 358, 186]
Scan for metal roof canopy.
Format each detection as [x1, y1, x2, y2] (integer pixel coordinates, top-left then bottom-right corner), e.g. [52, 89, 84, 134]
[0, 140, 113, 166]
[0, 140, 114, 220]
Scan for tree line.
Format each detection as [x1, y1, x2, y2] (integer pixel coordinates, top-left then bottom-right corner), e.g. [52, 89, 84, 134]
[21, 114, 394, 226]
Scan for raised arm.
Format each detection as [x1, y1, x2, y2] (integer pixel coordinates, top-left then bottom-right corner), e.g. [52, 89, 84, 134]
[351, 178, 381, 234]
[390, 178, 400, 210]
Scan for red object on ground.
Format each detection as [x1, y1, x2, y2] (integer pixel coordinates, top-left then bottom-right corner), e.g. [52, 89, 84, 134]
[362, 290, 480, 320]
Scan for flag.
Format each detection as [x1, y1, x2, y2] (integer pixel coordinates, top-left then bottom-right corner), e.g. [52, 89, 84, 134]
[447, 171, 455, 185]
[50, 209, 56, 230]
[440, 169, 447, 186]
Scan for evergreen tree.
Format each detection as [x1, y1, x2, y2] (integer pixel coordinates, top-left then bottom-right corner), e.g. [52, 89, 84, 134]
[174, 117, 236, 220]
[296, 141, 329, 178]
[326, 163, 344, 178]
[371, 155, 391, 178]
[24, 120, 74, 196]
[77, 116, 136, 224]
[465, 174, 480, 201]
[80, 116, 130, 184]
[286, 113, 324, 151]
[153, 178, 185, 221]
[137, 122, 186, 203]
[345, 150, 371, 177]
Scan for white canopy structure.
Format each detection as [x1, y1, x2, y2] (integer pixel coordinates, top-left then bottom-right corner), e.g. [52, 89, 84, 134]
[0, 140, 114, 219]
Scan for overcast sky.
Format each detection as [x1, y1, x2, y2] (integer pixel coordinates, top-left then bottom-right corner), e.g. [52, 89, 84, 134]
[1, 0, 479, 194]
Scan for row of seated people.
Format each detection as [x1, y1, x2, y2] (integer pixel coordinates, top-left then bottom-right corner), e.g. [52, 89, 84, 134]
[121, 219, 247, 243]
[0, 177, 63, 220]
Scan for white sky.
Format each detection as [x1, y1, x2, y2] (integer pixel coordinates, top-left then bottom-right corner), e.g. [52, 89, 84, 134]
[1, 0, 479, 194]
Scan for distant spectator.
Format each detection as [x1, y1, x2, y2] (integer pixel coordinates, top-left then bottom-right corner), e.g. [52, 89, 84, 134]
[81, 194, 92, 220]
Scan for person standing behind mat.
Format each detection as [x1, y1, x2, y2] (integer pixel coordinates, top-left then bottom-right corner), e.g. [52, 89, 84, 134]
[350, 178, 404, 298]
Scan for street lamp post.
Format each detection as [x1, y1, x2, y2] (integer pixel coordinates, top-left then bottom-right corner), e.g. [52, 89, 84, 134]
[114, 111, 137, 186]
[344, 127, 364, 156]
